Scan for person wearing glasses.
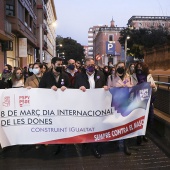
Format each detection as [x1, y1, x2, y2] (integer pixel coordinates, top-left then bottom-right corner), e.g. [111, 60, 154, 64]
[74, 58, 107, 159]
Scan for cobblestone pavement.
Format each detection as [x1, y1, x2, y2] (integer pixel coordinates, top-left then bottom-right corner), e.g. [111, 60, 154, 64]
[0, 136, 170, 170]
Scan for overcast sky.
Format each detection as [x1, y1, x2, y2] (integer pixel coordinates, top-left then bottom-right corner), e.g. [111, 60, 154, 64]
[54, 0, 170, 45]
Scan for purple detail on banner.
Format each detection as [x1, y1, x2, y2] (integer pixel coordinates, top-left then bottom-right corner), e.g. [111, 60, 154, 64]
[109, 82, 152, 117]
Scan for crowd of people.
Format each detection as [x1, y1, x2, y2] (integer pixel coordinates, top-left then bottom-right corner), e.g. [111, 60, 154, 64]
[0, 57, 157, 159]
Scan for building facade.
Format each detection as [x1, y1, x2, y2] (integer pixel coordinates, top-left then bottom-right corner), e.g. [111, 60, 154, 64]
[0, 0, 57, 72]
[0, 0, 13, 72]
[128, 16, 170, 73]
[5, 0, 37, 68]
[88, 25, 104, 58]
[93, 19, 125, 67]
[36, 0, 57, 64]
[128, 16, 170, 30]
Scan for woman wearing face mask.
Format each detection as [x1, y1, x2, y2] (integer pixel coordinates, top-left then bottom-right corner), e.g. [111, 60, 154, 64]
[1, 64, 13, 88]
[11, 68, 24, 88]
[28, 64, 34, 77]
[24, 63, 43, 89]
[131, 62, 157, 145]
[107, 61, 133, 156]
[107, 61, 133, 88]
[127, 63, 135, 76]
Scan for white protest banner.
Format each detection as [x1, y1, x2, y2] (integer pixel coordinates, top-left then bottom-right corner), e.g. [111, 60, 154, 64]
[0, 83, 151, 147]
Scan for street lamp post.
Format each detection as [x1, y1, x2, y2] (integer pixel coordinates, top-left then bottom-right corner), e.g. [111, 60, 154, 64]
[56, 44, 62, 47]
[124, 36, 130, 66]
[39, 24, 43, 63]
[56, 44, 62, 57]
[58, 52, 64, 58]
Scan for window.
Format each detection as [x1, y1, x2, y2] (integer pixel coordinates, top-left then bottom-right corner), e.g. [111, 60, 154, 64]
[33, 0, 36, 13]
[29, 16, 33, 30]
[18, 2, 24, 22]
[6, 4, 15, 16]
[29, 0, 32, 5]
[108, 35, 114, 42]
[25, 9, 29, 26]
[33, 23, 36, 36]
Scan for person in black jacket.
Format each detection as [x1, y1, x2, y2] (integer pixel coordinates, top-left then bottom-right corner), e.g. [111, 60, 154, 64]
[39, 57, 70, 91]
[74, 59, 106, 91]
[65, 59, 80, 88]
[74, 58, 108, 159]
[39, 57, 70, 155]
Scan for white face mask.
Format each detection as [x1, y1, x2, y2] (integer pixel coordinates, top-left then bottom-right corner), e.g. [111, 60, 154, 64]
[29, 68, 33, 72]
[32, 68, 40, 75]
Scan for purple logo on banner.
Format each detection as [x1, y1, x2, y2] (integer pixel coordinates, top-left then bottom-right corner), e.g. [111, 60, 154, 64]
[109, 82, 152, 117]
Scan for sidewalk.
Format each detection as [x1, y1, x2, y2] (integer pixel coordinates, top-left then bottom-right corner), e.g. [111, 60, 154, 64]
[0, 136, 170, 170]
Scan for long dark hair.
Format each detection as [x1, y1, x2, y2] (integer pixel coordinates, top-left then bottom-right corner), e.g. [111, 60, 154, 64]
[135, 62, 150, 75]
[11, 67, 24, 83]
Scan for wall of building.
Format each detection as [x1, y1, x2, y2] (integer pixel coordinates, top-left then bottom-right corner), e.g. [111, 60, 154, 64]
[144, 45, 170, 75]
[93, 27, 123, 67]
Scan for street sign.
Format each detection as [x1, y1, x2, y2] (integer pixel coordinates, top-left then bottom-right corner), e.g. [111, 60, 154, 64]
[106, 42, 115, 55]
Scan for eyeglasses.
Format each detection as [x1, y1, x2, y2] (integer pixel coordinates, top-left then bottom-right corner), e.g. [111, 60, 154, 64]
[86, 64, 95, 67]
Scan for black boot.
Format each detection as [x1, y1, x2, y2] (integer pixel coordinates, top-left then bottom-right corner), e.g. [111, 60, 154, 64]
[143, 136, 148, 142]
[123, 140, 131, 155]
[91, 148, 101, 159]
[53, 145, 61, 155]
[137, 136, 142, 145]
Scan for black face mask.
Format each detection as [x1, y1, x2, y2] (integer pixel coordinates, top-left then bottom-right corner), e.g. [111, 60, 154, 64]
[67, 64, 75, 70]
[136, 69, 143, 75]
[117, 67, 125, 75]
[55, 66, 62, 73]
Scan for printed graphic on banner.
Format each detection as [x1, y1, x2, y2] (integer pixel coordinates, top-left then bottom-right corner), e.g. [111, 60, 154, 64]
[109, 83, 152, 117]
[0, 83, 151, 147]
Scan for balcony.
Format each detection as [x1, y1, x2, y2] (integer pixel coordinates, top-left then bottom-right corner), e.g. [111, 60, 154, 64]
[43, 7, 48, 19]
[43, 24, 48, 35]
[44, 0, 49, 4]
[5, 20, 12, 34]
[43, 40, 48, 50]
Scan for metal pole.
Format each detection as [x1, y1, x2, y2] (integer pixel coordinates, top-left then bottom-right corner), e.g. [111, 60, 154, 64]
[40, 24, 43, 63]
[124, 37, 127, 66]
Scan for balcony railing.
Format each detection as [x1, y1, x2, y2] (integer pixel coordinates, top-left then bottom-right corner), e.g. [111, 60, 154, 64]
[43, 40, 48, 50]
[43, 24, 48, 35]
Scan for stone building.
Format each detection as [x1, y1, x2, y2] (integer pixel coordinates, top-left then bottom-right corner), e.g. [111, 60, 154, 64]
[144, 44, 170, 74]
[128, 16, 170, 74]
[93, 18, 125, 67]
[0, 0, 57, 71]
[0, 0, 13, 71]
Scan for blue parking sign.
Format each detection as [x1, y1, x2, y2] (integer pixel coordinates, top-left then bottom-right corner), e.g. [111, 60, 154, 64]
[106, 42, 115, 55]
